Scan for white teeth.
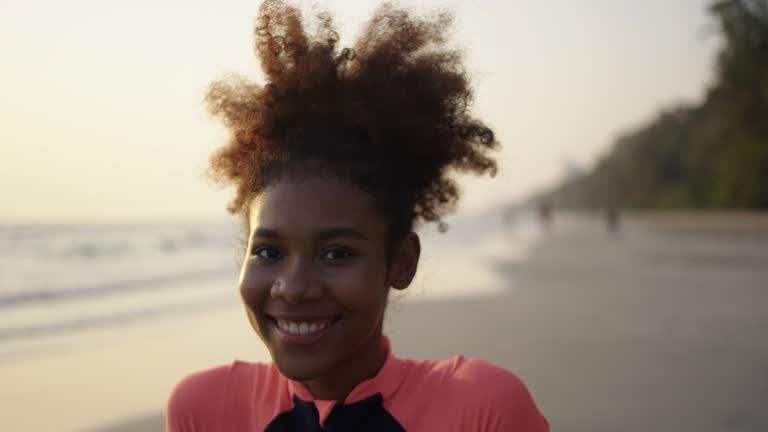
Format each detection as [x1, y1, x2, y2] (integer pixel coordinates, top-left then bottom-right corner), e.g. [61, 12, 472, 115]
[277, 319, 332, 335]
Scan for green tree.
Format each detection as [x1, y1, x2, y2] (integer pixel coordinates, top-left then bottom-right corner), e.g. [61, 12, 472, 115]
[540, 0, 768, 209]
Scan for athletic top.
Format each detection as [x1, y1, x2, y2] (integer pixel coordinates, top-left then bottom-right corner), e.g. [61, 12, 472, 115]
[166, 338, 549, 431]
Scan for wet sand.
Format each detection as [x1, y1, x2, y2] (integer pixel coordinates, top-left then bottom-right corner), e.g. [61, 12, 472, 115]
[0, 297, 270, 432]
[392, 213, 768, 431]
[8, 212, 768, 431]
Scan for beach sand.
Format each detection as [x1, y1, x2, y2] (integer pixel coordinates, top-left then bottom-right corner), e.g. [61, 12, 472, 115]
[4, 212, 767, 431]
[393, 212, 768, 431]
[0, 290, 268, 432]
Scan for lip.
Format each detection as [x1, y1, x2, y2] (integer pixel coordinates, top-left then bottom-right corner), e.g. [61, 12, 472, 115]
[267, 315, 342, 346]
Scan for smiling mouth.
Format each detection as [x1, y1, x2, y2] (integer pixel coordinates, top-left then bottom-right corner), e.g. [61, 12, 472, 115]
[266, 315, 342, 337]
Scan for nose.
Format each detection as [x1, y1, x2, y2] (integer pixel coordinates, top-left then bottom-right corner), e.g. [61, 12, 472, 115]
[270, 257, 323, 303]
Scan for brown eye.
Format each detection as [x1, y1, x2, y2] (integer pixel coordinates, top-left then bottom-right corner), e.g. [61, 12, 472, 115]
[320, 248, 355, 261]
[253, 247, 283, 261]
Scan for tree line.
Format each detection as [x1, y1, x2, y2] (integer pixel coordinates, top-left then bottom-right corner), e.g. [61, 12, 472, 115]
[537, 0, 768, 209]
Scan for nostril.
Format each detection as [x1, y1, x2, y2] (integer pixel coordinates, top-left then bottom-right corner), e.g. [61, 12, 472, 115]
[270, 276, 323, 302]
[269, 280, 283, 296]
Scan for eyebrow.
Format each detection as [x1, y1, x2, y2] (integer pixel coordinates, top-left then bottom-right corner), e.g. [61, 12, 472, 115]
[251, 227, 370, 242]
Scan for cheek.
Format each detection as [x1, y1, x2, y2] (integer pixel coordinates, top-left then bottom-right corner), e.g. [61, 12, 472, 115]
[331, 262, 389, 315]
[238, 262, 274, 326]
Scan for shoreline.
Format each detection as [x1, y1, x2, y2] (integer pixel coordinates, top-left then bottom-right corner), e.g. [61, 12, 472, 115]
[0, 301, 270, 432]
[3, 212, 767, 431]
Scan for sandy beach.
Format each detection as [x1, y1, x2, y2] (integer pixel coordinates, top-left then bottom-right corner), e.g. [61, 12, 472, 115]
[3, 212, 767, 431]
[394, 212, 768, 431]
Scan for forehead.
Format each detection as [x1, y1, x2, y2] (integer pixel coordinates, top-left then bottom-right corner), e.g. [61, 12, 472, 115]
[248, 177, 387, 235]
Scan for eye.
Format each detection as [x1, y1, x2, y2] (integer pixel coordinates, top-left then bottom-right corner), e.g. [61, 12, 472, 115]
[252, 246, 283, 262]
[320, 248, 355, 261]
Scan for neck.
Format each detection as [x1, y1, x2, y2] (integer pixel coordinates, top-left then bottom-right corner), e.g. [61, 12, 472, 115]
[302, 327, 387, 402]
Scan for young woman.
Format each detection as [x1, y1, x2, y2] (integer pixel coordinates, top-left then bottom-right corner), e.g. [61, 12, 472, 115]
[167, 1, 549, 430]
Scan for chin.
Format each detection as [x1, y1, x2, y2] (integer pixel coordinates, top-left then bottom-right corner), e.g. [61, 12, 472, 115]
[273, 355, 326, 382]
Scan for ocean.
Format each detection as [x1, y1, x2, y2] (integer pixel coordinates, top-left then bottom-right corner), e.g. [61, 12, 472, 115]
[0, 222, 244, 355]
[0, 209, 541, 358]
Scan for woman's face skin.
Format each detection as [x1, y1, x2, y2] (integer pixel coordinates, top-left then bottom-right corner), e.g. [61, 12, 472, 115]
[239, 176, 419, 400]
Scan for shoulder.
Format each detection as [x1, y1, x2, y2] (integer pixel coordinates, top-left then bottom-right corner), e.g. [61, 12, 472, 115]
[167, 361, 267, 411]
[445, 356, 529, 394]
[404, 356, 549, 431]
[166, 361, 286, 431]
[408, 355, 533, 401]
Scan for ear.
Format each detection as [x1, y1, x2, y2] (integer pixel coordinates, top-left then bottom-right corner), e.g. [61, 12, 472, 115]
[387, 232, 421, 290]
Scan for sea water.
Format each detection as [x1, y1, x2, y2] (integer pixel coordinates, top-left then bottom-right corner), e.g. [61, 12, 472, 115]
[0, 209, 541, 357]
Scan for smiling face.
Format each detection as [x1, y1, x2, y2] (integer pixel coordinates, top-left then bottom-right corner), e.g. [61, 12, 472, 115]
[239, 175, 417, 385]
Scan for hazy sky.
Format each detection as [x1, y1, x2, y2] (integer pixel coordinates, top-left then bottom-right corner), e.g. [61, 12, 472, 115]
[1, 0, 715, 223]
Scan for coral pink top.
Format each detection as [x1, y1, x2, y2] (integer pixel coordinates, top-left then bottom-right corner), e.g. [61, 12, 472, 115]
[167, 338, 548, 431]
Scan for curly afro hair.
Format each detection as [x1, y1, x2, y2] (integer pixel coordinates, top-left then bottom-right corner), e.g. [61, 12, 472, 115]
[206, 0, 498, 240]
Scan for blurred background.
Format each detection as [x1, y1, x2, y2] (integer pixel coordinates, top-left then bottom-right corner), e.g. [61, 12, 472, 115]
[1, 0, 767, 431]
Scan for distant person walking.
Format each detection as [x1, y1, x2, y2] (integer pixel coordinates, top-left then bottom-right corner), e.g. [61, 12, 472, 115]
[604, 207, 621, 234]
[538, 202, 553, 231]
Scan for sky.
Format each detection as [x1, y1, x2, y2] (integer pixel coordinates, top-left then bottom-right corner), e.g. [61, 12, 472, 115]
[1, 0, 716, 223]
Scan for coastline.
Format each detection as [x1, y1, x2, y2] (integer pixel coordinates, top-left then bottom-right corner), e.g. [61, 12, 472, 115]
[0, 295, 268, 432]
[4, 211, 767, 431]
